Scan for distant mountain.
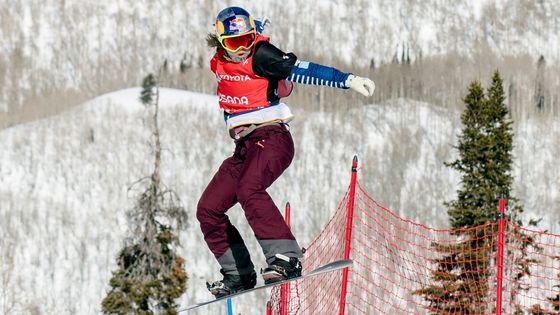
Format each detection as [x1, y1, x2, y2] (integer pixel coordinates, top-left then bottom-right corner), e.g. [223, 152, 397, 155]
[1, 88, 558, 314]
[2, 0, 559, 117]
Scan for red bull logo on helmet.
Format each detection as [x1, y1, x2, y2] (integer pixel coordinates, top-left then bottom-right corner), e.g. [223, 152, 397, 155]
[229, 17, 247, 33]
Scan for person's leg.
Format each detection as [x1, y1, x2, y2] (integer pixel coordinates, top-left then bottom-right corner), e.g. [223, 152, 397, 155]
[197, 155, 254, 277]
[236, 125, 303, 265]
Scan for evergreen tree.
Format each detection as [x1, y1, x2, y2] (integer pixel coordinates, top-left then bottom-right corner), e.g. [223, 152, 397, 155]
[414, 70, 531, 313]
[548, 291, 560, 312]
[447, 71, 522, 227]
[101, 74, 188, 315]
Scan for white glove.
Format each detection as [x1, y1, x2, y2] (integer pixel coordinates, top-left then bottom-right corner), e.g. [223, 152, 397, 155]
[347, 75, 375, 97]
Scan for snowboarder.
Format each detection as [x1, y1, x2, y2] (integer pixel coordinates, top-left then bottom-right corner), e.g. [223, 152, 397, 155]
[198, 6, 375, 298]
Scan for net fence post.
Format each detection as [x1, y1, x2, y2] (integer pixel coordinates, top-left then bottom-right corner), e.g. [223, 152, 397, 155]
[339, 156, 358, 315]
[227, 298, 233, 315]
[280, 202, 291, 315]
[496, 198, 506, 315]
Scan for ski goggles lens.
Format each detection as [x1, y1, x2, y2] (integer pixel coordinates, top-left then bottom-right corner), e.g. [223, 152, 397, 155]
[221, 32, 256, 53]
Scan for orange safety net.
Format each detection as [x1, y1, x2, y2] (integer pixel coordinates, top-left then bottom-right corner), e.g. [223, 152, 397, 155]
[268, 181, 560, 314]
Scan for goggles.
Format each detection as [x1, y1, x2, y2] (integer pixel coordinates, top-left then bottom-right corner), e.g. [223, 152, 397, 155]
[220, 32, 256, 53]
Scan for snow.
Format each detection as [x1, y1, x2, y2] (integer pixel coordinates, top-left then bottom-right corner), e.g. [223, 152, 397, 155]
[1, 87, 559, 314]
[3, 0, 560, 110]
[2, 0, 560, 313]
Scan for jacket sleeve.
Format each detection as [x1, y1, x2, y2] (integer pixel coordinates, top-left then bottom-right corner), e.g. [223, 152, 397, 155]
[252, 42, 298, 80]
[287, 60, 351, 89]
[252, 42, 352, 89]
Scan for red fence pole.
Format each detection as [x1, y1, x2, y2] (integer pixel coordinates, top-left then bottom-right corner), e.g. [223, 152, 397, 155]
[495, 198, 506, 315]
[266, 301, 272, 315]
[339, 156, 358, 315]
[280, 202, 291, 315]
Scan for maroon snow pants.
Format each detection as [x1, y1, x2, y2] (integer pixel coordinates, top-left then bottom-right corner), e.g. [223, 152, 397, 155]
[196, 125, 302, 276]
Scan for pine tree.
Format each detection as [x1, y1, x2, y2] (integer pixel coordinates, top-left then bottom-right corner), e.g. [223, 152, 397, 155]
[414, 70, 530, 313]
[548, 291, 560, 312]
[101, 74, 188, 315]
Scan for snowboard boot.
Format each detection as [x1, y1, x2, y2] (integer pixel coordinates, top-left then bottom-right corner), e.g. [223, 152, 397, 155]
[206, 269, 257, 298]
[262, 253, 302, 285]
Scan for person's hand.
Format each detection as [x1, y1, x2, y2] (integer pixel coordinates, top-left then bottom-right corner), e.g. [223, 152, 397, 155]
[348, 75, 375, 97]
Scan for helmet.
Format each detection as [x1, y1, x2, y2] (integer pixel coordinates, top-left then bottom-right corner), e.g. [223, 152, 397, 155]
[215, 7, 257, 53]
[215, 7, 255, 37]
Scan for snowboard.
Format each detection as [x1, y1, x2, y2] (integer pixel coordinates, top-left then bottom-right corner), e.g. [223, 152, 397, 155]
[181, 259, 353, 312]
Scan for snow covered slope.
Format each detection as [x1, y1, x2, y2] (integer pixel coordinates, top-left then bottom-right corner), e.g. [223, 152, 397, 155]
[1, 88, 558, 314]
[2, 0, 559, 114]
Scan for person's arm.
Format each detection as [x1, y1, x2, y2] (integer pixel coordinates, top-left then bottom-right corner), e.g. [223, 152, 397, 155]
[252, 42, 375, 96]
[288, 60, 350, 89]
[252, 42, 298, 80]
[288, 61, 375, 96]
